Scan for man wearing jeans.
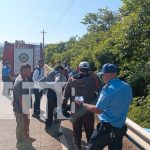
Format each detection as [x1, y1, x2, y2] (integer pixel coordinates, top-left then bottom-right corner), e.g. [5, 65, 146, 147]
[75, 63, 133, 150]
[32, 59, 45, 118]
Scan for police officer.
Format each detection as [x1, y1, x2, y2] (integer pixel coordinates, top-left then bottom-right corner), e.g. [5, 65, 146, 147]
[62, 61, 100, 150]
[2, 61, 12, 96]
[75, 63, 133, 150]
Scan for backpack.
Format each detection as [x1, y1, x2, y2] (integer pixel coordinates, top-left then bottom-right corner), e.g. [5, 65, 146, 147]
[47, 70, 59, 82]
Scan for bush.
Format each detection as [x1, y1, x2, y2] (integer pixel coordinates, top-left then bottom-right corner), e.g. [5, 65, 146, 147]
[128, 95, 150, 128]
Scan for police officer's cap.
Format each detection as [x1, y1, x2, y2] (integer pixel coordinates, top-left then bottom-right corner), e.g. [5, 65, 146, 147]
[98, 63, 117, 74]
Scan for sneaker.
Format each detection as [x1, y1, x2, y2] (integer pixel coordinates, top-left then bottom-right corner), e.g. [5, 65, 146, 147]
[32, 113, 40, 118]
[45, 126, 53, 133]
[29, 137, 36, 142]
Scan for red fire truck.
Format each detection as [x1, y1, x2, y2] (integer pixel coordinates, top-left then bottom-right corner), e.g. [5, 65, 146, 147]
[3, 40, 43, 79]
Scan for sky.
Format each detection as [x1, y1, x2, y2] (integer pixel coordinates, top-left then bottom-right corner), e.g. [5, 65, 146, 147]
[0, 0, 122, 44]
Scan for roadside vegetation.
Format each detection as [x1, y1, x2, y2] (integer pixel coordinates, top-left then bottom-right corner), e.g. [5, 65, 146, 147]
[44, 0, 150, 128]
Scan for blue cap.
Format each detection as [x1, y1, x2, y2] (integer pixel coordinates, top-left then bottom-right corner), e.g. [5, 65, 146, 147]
[99, 63, 117, 74]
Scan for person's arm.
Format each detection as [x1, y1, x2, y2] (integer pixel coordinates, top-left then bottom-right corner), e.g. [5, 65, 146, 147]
[8, 67, 12, 81]
[62, 83, 71, 117]
[19, 96, 22, 107]
[75, 101, 102, 114]
[83, 103, 102, 114]
[32, 69, 39, 82]
[17, 82, 22, 107]
[55, 75, 61, 82]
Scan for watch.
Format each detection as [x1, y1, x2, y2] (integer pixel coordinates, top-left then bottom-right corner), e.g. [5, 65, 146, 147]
[81, 102, 84, 106]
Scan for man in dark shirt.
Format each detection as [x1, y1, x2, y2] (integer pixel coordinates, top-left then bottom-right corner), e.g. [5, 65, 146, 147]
[13, 63, 35, 150]
[62, 61, 100, 150]
[45, 65, 67, 136]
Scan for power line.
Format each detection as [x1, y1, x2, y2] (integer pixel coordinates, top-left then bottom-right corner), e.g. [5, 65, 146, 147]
[49, 0, 76, 32]
[46, 0, 56, 25]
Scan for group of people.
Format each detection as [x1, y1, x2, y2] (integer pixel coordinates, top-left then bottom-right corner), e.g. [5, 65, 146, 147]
[2, 59, 133, 150]
[12, 59, 72, 149]
[61, 62, 133, 150]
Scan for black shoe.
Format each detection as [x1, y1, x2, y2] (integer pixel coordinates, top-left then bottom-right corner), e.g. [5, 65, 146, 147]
[32, 113, 40, 118]
[45, 126, 52, 132]
[29, 137, 36, 142]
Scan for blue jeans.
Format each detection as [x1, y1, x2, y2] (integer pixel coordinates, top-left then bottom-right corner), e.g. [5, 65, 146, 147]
[88, 122, 127, 150]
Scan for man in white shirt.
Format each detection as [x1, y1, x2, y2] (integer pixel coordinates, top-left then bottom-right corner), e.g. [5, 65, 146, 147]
[32, 59, 45, 118]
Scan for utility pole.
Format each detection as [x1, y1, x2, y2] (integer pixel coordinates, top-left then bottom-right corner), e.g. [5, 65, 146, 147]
[40, 30, 47, 58]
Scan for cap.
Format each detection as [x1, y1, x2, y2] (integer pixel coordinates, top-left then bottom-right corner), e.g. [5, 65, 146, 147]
[79, 61, 90, 69]
[98, 63, 117, 74]
[5, 61, 10, 64]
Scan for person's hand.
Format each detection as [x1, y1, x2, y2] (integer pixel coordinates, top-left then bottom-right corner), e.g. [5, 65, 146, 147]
[62, 104, 71, 118]
[69, 77, 77, 82]
[74, 100, 83, 106]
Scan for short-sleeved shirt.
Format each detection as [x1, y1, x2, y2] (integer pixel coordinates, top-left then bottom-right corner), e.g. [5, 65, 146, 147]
[96, 78, 133, 128]
[55, 73, 67, 82]
[2, 65, 11, 76]
[13, 75, 29, 113]
[32, 68, 45, 89]
[32, 68, 44, 82]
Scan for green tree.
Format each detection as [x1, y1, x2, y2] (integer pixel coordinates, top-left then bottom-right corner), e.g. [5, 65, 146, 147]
[81, 8, 120, 33]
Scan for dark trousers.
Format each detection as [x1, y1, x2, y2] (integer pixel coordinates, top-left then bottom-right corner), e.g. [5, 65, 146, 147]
[45, 89, 57, 128]
[73, 112, 94, 150]
[88, 122, 127, 150]
[33, 89, 43, 115]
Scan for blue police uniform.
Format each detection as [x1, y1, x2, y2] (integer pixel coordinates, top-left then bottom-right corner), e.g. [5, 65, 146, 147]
[2, 65, 11, 81]
[96, 77, 133, 128]
[88, 77, 133, 150]
[2, 64, 11, 96]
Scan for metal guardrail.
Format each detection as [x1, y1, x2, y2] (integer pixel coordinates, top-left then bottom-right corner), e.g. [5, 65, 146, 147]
[125, 118, 150, 150]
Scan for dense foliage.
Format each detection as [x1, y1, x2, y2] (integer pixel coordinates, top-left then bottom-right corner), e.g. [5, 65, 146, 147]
[44, 0, 150, 127]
